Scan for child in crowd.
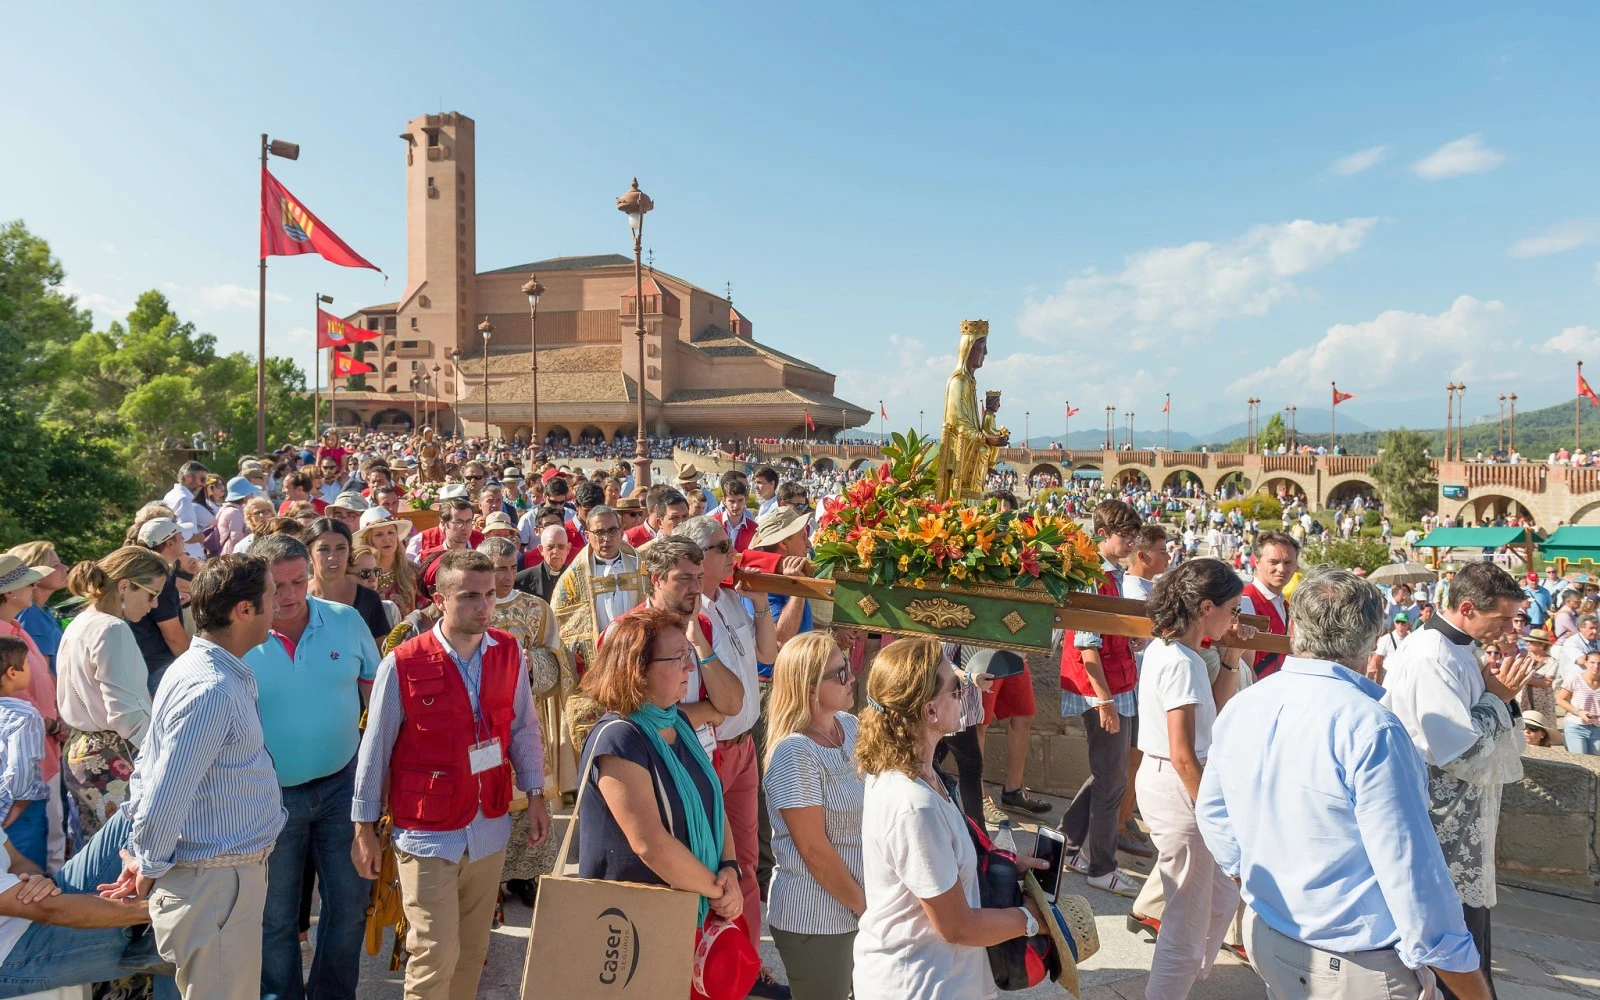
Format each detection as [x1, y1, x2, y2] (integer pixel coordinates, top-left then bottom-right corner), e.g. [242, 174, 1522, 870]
[0, 637, 49, 870]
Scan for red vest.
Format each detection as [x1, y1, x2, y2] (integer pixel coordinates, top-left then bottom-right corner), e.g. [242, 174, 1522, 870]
[1060, 573, 1137, 698]
[1245, 582, 1288, 679]
[388, 628, 520, 831]
[714, 511, 758, 553]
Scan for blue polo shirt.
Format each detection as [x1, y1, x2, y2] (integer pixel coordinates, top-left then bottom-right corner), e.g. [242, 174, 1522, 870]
[245, 596, 380, 787]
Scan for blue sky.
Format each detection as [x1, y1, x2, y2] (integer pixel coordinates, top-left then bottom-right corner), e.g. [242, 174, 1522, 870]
[6, 3, 1599, 438]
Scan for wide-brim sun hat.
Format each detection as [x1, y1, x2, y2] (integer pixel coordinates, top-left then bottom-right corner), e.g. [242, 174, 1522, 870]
[354, 507, 414, 546]
[749, 506, 810, 549]
[225, 476, 263, 502]
[0, 555, 45, 597]
[482, 511, 517, 535]
[328, 492, 371, 513]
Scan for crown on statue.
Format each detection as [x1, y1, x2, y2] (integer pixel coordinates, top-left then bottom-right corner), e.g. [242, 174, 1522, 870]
[985, 390, 1002, 402]
[961, 319, 989, 336]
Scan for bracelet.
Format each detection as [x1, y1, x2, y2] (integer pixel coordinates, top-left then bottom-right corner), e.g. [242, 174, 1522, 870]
[1092, 698, 1115, 708]
[697, 654, 717, 666]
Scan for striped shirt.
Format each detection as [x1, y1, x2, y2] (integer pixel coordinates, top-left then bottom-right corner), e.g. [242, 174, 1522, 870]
[0, 698, 47, 817]
[352, 625, 543, 863]
[124, 637, 286, 879]
[764, 713, 864, 936]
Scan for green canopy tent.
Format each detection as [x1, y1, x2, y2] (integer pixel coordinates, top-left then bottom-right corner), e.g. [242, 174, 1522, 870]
[1538, 526, 1600, 571]
[1413, 526, 1543, 571]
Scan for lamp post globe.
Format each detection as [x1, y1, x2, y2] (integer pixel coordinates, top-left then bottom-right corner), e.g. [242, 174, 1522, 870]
[522, 275, 544, 451]
[478, 318, 494, 448]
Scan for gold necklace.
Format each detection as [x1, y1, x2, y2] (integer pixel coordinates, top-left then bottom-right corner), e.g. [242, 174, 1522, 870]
[804, 718, 843, 748]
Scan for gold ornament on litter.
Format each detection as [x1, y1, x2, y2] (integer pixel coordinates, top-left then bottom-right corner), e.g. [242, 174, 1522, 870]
[1002, 610, 1027, 634]
[906, 598, 976, 629]
[856, 594, 881, 617]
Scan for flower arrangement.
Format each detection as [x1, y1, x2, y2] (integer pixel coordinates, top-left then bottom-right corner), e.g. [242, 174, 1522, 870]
[402, 479, 448, 512]
[811, 430, 1104, 601]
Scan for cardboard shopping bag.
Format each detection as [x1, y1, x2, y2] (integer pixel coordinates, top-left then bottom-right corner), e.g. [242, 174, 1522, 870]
[523, 718, 702, 999]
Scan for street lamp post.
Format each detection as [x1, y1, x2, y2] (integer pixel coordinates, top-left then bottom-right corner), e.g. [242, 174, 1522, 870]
[522, 275, 544, 450]
[257, 133, 300, 455]
[1024, 411, 1030, 450]
[1457, 384, 1467, 460]
[431, 364, 441, 432]
[1128, 411, 1136, 450]
[617, 178, 655, 489]
[313, 292, 333, 435]
[408, 375, 420, 430]
[478, 318, 493, 446]
[1498, 394, 1507, 454]
[919, 409, 924, 436]
[1284, 406, 1298, 449]
[1104, 405, 1115, 450]
[449, 347, 462, 440]
[1508, 393, 1518, 454]
[1445, 384, 1457, 462]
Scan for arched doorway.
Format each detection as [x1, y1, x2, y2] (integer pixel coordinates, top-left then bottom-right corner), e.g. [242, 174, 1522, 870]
[1028, 463, 1064, 489]
[544, 426, 572, 447]
[1571, 500, 1600, 525]
[1112, 468, 1152, 491]
[812, 457, 836, 473]
[1161, 470, 1203, 493]
[1215, 471, 1251, 497]
[1325, 478, 1378, 510]
[1458, 493, 1534, 526]
[847, 458, 876, 475]
[1260, 477, 1308, 504]
[372, 408, 412, 433]
[579, 426, 606, 445]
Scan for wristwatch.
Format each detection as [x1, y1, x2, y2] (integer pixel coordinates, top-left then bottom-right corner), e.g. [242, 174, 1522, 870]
[1018, 906, 1039, 938]
[718, 859, 743, 880]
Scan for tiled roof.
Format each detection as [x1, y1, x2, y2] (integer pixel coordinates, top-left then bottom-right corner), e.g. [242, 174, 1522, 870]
[350, 302, 398, 315]
[455, 344, 623, 377]
[467, 370, 635, 404]
[477, 254, 633, 276]
[665, 387, 869, 412]
[689, 329, 826, 374]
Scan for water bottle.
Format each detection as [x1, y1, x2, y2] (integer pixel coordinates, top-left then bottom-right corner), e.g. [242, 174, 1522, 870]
[993, 818, 1017, 854]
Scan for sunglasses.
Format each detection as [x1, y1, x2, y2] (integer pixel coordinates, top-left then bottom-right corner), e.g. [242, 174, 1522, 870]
[354, 569, 380, 581]
[704, 539, 732, 554]
[131, 580, 163, 599]
[465, 474, 486, 482]
[825, 664, 853, 686]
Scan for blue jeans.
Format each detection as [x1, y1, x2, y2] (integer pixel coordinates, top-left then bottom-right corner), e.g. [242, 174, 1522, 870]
[0, 810, 177, 998]
[1566, 721, 1600, 755]
[2, 799, 46, 873]
[261, 755, 371, 1000]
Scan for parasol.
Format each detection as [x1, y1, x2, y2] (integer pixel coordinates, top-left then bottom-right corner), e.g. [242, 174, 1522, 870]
[1367, 562, 1439, 587]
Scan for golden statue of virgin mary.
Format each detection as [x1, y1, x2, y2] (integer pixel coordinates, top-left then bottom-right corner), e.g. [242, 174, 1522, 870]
[934, 320, 1009, 503]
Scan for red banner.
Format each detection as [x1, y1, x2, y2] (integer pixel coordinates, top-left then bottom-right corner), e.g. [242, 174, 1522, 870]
[1333, 389, 1356, 405]
[1580, 369, 1599, 408]
[261, 167, 380, 270]
[318, 309, 382, 349]
[1066, 406, 1080, 417]
[804, 409, 815, 431]
[331, 350, 376, 377]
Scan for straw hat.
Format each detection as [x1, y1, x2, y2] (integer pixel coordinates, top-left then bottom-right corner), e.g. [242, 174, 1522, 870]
[327, 491, 371, 514]
[1525, 628, 1555, 646]
[615, 496, 646, 514]
[436, 483, 471, 504]
[749, 507, 810, 549]
[481, 511, 517, 537]
[676, 464, 701, 485]
[1522, 710, 1557, 734]
[354, 507, 414, 547]
[0, 555, 45, 598]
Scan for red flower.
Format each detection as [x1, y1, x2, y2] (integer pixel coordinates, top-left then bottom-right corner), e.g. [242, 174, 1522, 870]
[878, 461, 893, 481]
[109, 758, 134, 780]
[1019, 544, 1042, 577]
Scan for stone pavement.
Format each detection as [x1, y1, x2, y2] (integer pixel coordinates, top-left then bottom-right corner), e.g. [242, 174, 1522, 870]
[353, 780, 1599, 998]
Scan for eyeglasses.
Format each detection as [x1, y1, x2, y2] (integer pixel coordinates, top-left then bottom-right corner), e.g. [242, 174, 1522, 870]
[704, 539, 732, 554]
[448, 517, 476, 526]
[590, 526, 622, 538]
[354, 569, 380, 581]
[131, 581, 163, 599]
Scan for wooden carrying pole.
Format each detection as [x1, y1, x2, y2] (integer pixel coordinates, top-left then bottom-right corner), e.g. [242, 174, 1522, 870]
[732, 570, 1293, 655]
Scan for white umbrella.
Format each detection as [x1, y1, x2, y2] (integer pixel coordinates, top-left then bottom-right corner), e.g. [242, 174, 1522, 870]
[1368, 562, 1437, 586]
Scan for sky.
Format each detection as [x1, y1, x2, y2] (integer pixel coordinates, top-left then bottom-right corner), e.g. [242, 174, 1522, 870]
[6, 2, 1600, 439]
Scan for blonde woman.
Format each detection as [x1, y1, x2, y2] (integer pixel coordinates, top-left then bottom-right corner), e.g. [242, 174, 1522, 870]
[230, 495, 276, 554]
[354, 507, 419, 615]
[763, 632, 865, 1000]
[55, 547, 169, 835]
[853, 637, 1042, 1000]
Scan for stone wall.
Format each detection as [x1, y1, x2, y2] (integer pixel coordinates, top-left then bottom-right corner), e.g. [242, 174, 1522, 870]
[981, 655, 1600, 902]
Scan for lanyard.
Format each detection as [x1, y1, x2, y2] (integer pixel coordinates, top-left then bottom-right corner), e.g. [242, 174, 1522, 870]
[709, 596, 749, 662]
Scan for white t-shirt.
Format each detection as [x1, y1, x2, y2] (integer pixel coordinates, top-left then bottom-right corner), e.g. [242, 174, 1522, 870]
[1137, 638, 1216, 759]
[853, 770, 995, 1000]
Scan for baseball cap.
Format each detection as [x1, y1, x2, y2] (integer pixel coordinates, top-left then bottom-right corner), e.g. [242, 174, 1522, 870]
[137, 518, 182, 548]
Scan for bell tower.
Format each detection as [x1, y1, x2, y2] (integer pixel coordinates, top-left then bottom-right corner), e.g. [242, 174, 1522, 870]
[398, 112, 476, 365]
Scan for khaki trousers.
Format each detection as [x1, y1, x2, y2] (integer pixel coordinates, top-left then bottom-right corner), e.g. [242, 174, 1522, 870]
[397, 848, 506, 1000]
[1244, 908, 1441, 1000]
[1136, 757, 1239, 1000]
[148, 860, 269, 1000]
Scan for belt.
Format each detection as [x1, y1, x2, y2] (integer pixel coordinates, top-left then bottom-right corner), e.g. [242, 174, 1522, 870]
[171, 845, 273, 870]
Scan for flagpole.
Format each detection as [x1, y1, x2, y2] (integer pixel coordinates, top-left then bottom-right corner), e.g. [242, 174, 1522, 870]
[1331, 382, 1337, 453]
[1064, 401, 1070, 449]
[879, 401, 884, 446]
[1579, 362, 1584, 452]
[258, 134, 269, 456]
[312, 292, 321, 436]
[1165, 393, 1171, 451]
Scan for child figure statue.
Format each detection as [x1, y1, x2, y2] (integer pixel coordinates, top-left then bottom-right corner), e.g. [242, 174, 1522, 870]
[982, 390, 1010, 475]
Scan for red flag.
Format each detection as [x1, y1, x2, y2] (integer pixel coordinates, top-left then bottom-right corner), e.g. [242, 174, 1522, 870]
[1581, 367, 1599, 408]
[1162, 395, 1170, 414]
[880, 401, 888, 420]
[331, 351, 376, 377]
[1066, 406, 1080, 417]
[1333, 388, 1356, 406]
[317, 309, 382, 349]
[261, 167, 381, 270]
[804, 409, 816, 431]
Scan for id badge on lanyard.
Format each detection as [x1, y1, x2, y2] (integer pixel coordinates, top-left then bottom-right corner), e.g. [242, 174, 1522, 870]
[469, 738, 503, 774]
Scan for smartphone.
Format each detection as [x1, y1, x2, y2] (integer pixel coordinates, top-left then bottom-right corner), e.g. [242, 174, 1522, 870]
[1031, 827, 1067, 903]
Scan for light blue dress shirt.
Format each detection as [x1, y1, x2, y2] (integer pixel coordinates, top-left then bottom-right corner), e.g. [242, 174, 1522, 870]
[1195, 656, 1479, 973]
[352, 625, 543, 863]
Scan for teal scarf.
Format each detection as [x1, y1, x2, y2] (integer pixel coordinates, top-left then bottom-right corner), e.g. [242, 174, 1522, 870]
[629, 702, 726, 921]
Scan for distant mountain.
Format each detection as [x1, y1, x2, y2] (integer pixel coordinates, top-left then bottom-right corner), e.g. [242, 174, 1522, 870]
[1022, 430, 1203, 450]
[1203, 408, 1373, 444]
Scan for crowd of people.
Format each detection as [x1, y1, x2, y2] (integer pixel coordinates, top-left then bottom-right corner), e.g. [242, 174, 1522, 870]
[0, 423, 1586, 1000]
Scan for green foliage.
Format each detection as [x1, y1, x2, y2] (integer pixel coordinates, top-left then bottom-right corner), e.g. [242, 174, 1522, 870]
[1219, 493, 1283, 523]
[1370, 428, 1437, 519]
[1257, 412, 1286, 452]
[1301, 536, 1394, 575]
[0, 220, 93, 408]
[0, 401, 140, 564]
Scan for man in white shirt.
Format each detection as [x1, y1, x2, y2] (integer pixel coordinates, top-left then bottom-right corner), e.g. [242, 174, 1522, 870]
[1381, 562, 1532, 1000]
[752, 466, 781, 518]
[1557, 614, 1599, 684]
[162, 461, 214, 561]
[1367, 612, 1412, 683]
[673, 515, 776, 952]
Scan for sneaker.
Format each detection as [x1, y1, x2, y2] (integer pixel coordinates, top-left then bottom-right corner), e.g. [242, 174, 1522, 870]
[1086, 868, 1143, 898]
[1065, 849, 1091, 875]
[1000, 787, 1052, 815]
[748, 970, 792, 999]
[983, 798, 1008, 828]
[1117, 833, 1155, 858]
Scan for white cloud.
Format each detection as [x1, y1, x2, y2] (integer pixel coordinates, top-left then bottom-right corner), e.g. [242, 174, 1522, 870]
[1228, 295, 1512, 395]
[1411, 134, 1505, 180]
[1329, 145, 1389, 176]
[57, 280, 127, 323]
[1017, 217, 1376, 348]
[1508, 221, 1596, 259]
[189, 282, 288, 311]
[1538, 325, 1600, 356]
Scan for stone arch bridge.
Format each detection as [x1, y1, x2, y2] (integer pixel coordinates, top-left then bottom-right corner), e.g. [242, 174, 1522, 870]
[693, 446, 1382, 512]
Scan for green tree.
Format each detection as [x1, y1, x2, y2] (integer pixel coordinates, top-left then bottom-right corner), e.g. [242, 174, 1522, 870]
[0, 401, 140, 563]
[1370, 428, 1437, 518]
[1258, 412, 1286, 451]
[1302, 536, 1394, 574]
[0, 221, 93, 406]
